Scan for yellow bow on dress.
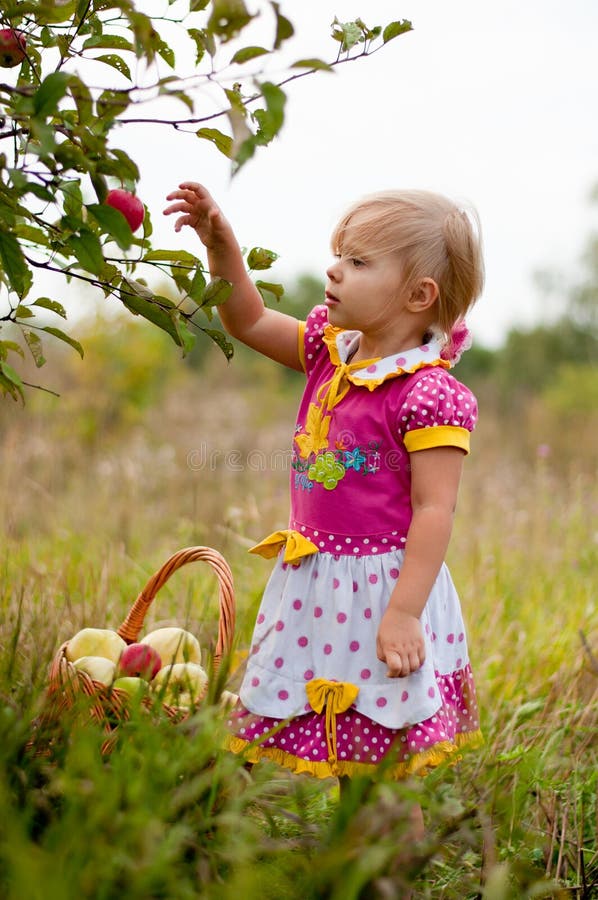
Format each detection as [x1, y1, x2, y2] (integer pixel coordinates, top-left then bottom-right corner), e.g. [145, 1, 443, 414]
[249, 529, 319, 564]
[295, 350, 380, 459]
[305, 678, 360, 770]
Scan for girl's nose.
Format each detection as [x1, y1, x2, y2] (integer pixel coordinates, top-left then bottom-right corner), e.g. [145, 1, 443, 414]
[326, 259, 341, 281]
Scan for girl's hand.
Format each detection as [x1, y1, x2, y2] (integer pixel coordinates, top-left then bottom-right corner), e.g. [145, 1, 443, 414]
[376, 607, 425, 678]
[163, 182, 232, 249]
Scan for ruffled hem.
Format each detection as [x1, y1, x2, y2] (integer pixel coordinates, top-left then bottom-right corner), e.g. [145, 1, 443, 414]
[224, 729, 484, 780]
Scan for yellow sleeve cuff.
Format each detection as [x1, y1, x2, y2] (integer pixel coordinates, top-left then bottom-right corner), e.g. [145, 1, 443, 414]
[404, 425, 471, 455]
[297, 321, 306, 372]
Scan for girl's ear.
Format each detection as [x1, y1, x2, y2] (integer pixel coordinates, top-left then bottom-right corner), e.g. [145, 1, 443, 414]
[407, 277, 439, 312]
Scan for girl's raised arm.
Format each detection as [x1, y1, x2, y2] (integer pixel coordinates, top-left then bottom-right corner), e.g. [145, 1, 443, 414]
[164, 182, 302, 371]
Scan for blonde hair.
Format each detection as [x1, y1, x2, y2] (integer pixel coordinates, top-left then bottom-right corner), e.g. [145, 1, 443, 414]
[330, 190, 485, 340]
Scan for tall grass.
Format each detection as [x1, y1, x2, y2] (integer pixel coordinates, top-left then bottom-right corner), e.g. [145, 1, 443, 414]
[0, 319, 596, 898]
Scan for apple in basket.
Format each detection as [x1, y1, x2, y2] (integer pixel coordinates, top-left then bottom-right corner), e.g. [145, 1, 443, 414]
[219, 690, 239, 711]
[112, 676, 149, 698]
[73, 656, 116, 686]
[66, 628, 127, 664]
[152, 662, 208, 709]
[140, 627, 201, 667]
[118, 642, 162, 680]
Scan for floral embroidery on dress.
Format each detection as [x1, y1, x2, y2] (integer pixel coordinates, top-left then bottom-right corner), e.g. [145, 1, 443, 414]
[344, 447, 366, 472]
[295, 402, 331, 459]
[292, 440, 384, 492]
[308, 451, 346, 490]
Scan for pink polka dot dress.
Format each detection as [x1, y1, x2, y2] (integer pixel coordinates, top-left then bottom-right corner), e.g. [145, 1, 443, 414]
[226, 305, 482, 779]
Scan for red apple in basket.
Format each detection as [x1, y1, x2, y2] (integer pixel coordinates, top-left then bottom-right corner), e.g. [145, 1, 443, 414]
[105, 189, 145, 233]
[0, 30, 27, 68]
[118, 642, 162, 681]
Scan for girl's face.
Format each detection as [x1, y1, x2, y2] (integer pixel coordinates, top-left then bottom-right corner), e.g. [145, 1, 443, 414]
[324, 247, 408, 335]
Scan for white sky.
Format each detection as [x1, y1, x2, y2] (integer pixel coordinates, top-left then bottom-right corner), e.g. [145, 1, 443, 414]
[30, 1, 598, 348]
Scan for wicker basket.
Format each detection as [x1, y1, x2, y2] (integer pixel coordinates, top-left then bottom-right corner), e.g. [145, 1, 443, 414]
[44, 546, 235, 748]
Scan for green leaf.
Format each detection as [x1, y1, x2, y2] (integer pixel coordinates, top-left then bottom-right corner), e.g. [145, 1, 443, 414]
[202, 328, 234, 360]
[208, 0, 255, 42]
[247, 246, 278, 270]
[189, 267, 207, 302]
[42, 326, 84, 359]
[202, 277, 233, 307]
[15, 305, 34, 319]
[82, 34, 135, 52]
[253, 81, 286, 145]
[67, 231, 105, 276]
[230, 45, 269, 64]
[43, 0, 77, 23]
[24, 330, 46, 368]
[383, 20, 413, 43]
[0, 340, 25, 361]
[87, 203, 133, 251]
[272, 2, 294, 50]
[91, 174, 109, 203]
[120, 282, 182, 348]
[14, 224, 51, 247]
[28, 120, 57, 156]
[255, 280, 284, 302]
[33, 297, 68, 319]
[54, 142, 91, 173]
[70, 75, 93, 125]
[331, 19, 363, 52]
[175, 318, 196, 356]
[96, 90, 130, 122]
[33, 71, 71, 118]
[143, 250, 199, 266]
[108, 148, 140, 182]
[291, 58, 334, 72]
[0, 230, 31, 297]
[187, 28, 210, 64]
[60, 180, 83, 218]
[196, 128, 233, 159]
[157, 40, 175, 68]
[95, 55, 132, 81]
[0, 361, 24, 402]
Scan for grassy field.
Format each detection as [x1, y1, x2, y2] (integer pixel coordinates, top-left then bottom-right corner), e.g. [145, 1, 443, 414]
[0, 319, 596, 899]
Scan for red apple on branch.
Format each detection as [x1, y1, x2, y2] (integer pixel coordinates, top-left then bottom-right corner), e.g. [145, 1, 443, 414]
[0, 29, 27, 68]
[105, 189, 145, 233]
[118, 642, 162, 681]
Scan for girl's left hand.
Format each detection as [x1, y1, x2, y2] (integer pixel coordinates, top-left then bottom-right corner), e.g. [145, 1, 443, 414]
[376, 608, 425, 678]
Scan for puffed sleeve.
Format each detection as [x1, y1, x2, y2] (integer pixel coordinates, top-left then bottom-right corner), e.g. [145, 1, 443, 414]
[300, 304, 330, 376]
[397, 369, 478, 454]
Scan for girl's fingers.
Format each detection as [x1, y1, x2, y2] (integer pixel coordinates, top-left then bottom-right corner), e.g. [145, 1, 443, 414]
[173, 215, 194, 232]
[408, 651, 421, 674]
[163, 202, 189, 216]
[385, 650, 402, 677]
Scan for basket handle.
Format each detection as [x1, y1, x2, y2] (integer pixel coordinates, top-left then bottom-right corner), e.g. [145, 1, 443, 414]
[116, 546, 235, 667]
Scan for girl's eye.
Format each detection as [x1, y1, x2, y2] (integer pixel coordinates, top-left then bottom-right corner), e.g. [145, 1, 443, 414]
[351, 258, 365, 268]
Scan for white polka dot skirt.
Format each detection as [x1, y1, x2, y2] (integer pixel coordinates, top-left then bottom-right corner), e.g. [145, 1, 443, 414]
[227, 550, 482, 779]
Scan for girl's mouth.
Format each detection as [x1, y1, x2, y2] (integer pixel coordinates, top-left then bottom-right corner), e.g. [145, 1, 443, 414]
[325, 292, 339, 306]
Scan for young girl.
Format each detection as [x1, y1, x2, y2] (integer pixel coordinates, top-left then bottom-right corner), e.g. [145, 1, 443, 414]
[164, 184, 484, 785]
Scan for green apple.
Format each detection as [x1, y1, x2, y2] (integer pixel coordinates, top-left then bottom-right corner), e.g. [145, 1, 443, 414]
[112, 676, 148, 698]
[152, 662, 208, 708]
[140, 627, 201, 666]
[66, 627, 126, 664]
[73, 655, 116, 686]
